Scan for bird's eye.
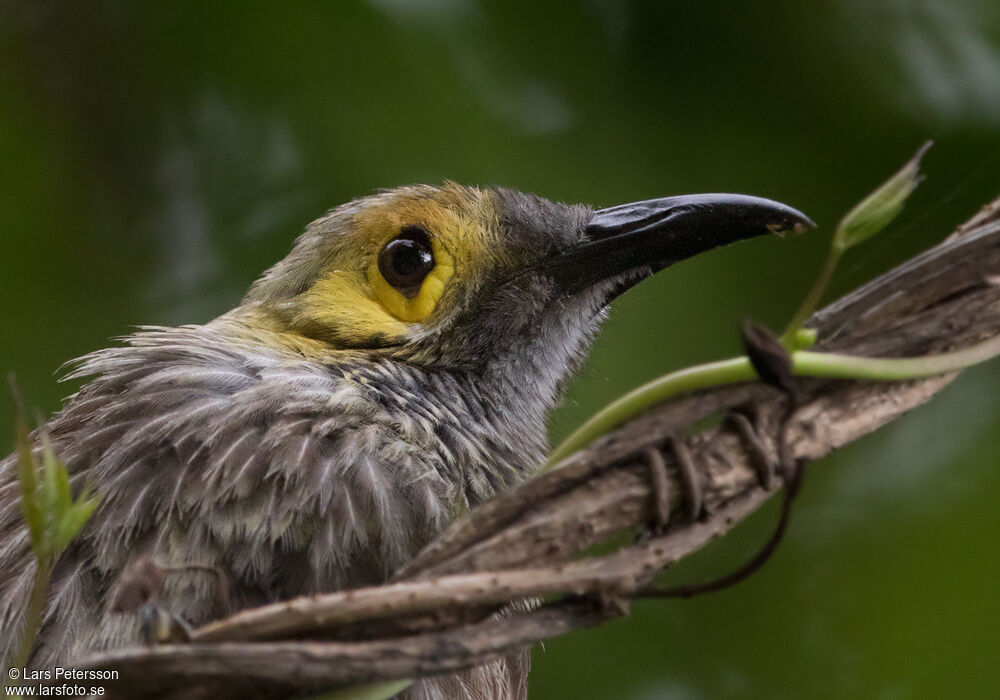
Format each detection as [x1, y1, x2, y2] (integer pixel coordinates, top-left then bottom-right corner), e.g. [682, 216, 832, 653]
[377, 225, 435, 298]
[368, 222, 453, 323]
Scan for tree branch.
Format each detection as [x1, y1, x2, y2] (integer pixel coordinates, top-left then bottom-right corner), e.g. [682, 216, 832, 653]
[70, 196, 1000, 698]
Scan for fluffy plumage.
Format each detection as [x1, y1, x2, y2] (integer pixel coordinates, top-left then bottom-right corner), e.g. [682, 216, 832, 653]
[0, 184, 609, 699]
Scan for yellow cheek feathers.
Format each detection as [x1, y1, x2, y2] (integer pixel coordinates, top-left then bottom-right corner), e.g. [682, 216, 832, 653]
[290, 272, 412, 345]
[368, 241, 455, 323]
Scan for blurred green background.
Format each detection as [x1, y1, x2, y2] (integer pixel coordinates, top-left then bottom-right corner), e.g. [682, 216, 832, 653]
[2, 1, 999, 697]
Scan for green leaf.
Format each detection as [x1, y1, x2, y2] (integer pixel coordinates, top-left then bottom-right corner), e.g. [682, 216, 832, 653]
[13, 409, 45, 558]
[42, 430, 73, 515]
[832, 141, 931, 253]
[53, 493, 100, 554]
[10, 380, 101, 563]
[40, 432, 63, 517]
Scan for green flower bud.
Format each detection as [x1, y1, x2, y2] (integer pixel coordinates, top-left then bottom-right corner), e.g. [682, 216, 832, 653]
[833, 141, 931, 253]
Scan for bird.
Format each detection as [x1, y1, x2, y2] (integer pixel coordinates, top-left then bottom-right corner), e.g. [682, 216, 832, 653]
[0, 182, 810, 699]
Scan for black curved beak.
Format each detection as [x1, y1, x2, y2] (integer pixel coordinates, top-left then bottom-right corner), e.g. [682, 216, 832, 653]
[544, 193, 814, 294]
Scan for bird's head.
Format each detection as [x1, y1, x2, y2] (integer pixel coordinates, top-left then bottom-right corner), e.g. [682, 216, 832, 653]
[243, 182, 810, 396]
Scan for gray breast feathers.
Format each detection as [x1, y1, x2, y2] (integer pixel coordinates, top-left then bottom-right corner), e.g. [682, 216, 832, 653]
[0, 325, 479, 670]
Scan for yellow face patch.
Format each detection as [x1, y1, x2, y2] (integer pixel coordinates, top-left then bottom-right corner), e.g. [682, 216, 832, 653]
[281, 185, 496, 349]
[356, 186, 489, 324]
